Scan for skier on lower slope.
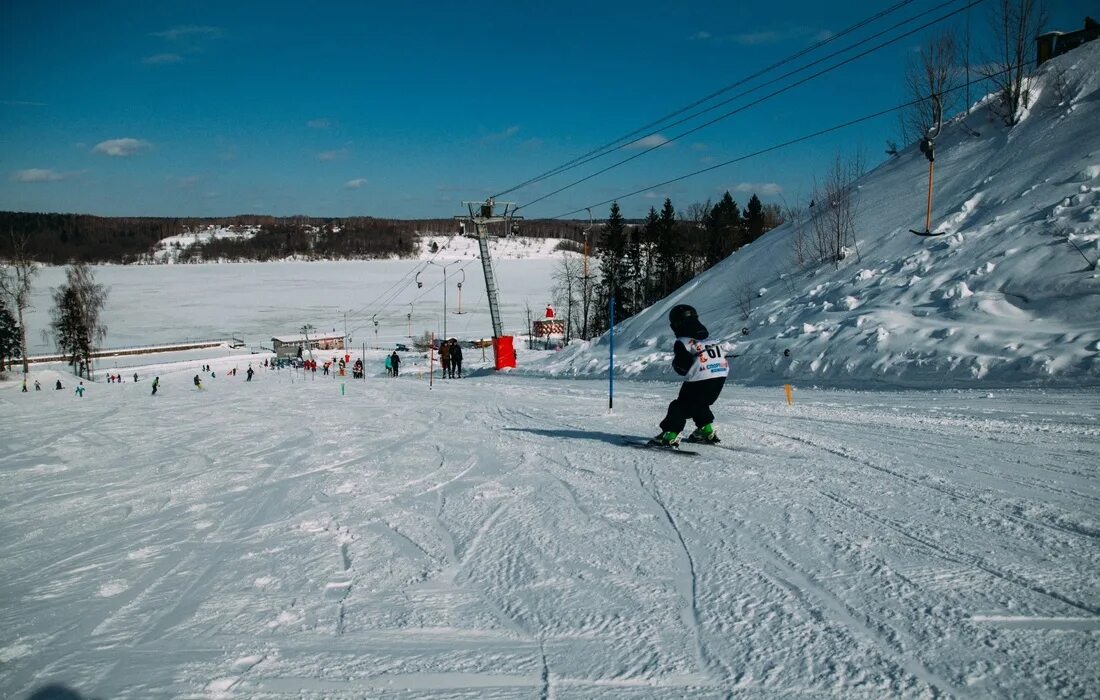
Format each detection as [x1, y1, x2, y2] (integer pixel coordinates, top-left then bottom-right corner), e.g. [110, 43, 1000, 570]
[649, 304, 729, 447]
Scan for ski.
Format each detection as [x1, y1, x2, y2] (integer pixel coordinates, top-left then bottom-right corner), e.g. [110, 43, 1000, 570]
[683, 439, 771, 456]
[910, 228, 947, 237]
[621, 438, 698, 456]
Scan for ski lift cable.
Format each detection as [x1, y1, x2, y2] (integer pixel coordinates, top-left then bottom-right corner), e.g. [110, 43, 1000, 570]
[343, 231, 461, 330]
[505, 0, 970, 203]
[516, 0, 986, 214]
[547, 59, 1023, 220]
[491, 0, 922, 199]
[348, 258, 480, 338]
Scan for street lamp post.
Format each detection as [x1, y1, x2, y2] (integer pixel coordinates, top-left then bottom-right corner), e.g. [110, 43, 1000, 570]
[427, 260, 456, 340]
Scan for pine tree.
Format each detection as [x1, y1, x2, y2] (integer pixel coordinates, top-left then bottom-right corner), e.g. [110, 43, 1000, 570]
[744, 194, 765, 244]
[596, 202, 628, 331]
[705, 192, 742, 267]
[641, 207, 660, 306]
[626, 226, 643, 317]
[656, 198, 678, 296]
[0, 298, 20, 372]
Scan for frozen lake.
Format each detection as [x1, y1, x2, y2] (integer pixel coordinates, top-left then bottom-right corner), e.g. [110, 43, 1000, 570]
[21, 257, 563, 355]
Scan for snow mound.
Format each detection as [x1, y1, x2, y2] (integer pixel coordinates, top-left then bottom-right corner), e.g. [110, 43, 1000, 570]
[527, 42, 1100, 388]
[416, 234, 578, 260]
[151, 225, 259, 263]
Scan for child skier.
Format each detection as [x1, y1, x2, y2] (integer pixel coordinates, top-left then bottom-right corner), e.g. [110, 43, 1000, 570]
[650, 304, 729, 447]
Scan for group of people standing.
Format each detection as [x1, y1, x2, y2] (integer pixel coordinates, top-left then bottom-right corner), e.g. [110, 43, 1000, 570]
[438, 338, 464, 379]
[385, 351, 401, 377]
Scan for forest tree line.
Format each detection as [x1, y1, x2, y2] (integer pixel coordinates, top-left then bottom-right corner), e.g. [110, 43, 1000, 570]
[0, 211, 593, 264]
[550, 192, 783, 342]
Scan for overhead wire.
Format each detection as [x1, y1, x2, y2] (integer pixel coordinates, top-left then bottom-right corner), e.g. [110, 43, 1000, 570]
[517, 0, 986, 214]
[548, 60, 1026, 220]
[491, 0, 921, 199]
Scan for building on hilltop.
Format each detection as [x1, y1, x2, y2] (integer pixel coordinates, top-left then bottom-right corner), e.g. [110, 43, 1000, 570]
[1037, 17, 1099, 66]
[272, 332, 346, 360]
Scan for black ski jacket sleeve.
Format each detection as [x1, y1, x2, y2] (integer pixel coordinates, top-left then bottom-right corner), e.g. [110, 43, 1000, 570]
[672, 340, 695, 376]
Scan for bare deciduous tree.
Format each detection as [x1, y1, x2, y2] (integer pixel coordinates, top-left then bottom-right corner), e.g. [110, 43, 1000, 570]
[903, 31, 962, 144]
[810, 152, 866, 269]
[50, 262, 108, 378]
[0, 231, 38, 375]
[552, 252, 581, 343]
[983, 0, 1047, 126]
[782, 197, 811, 270]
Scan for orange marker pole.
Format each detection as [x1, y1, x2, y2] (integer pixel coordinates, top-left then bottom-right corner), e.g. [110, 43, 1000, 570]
[925, 160, 935, 232]
[784, 384, 793, 406]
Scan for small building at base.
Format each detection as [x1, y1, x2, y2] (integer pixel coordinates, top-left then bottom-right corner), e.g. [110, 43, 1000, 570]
[533, 304, 565, 338]
[272, 332, 346, 360]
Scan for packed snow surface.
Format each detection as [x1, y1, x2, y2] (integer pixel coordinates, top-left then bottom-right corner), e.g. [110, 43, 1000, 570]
[2, 365, 1097, 698]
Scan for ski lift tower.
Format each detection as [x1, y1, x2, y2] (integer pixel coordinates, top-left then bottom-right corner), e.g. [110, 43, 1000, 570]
[455, 197, 522, 369]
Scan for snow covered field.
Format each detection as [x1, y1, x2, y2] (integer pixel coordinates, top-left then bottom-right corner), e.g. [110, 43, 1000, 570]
[2, 368, 1097, 698]
[19, 252, 565, 357]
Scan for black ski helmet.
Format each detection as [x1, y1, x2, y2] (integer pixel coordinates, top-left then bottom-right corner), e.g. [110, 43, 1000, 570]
[668, 304, 698, 328]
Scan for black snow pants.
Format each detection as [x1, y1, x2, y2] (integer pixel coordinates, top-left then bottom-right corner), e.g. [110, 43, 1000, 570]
[659, 377, 726, 434]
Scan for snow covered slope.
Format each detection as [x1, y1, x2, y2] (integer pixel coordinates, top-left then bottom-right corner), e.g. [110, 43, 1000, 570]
[150, 225, 259, 263]
[2, 369, 1097, 697]
[531, 44, 1100, 388]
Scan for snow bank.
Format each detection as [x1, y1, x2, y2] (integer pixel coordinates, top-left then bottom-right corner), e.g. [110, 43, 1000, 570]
[526, 43, 1100, 388]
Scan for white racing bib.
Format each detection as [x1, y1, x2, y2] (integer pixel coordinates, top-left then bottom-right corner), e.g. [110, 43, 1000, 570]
[678, 336, 730, 382]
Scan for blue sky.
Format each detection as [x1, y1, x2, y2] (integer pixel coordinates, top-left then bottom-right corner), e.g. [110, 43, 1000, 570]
[0, 0, 1090, 220]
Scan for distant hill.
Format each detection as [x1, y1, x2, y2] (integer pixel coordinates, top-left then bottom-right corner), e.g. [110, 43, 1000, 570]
[0, 213, 588, 264]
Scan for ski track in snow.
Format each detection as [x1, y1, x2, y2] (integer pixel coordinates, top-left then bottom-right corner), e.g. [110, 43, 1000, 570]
[1, 372, 1098, 698]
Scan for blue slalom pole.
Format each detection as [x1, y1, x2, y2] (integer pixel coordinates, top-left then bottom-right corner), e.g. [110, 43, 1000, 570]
[608, 296, 615, 412]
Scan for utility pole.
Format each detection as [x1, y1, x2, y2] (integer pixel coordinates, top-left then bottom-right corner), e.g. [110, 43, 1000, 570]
[580, 208, 596, 340]
[454, 198, 522, 369]
[301, 323, 316, 365]
[343, 312, 348, 350]
[423, 260, 456, 340]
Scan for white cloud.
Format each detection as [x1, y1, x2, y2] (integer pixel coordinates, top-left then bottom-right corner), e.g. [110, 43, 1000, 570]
[93, 138, 151, 157]
[731, 31, 785, 46]
[307, 118, 331, 129]
[731, 182, 783, 196]
[480, 125, 521, 144]
[142, 53, 183, 65]
[697, 27, 831, 46]
[152, 25, 222, 41]
[12, 168, 65, 182]
[626, 134, 671, 149]
[1, 100, 46, 107]
[344, 178, 367, 189]
[690, 142, 709, 152]
[318, 149, 348, 161]
[169, 175, 201, 189]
